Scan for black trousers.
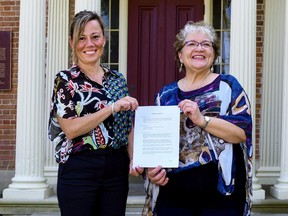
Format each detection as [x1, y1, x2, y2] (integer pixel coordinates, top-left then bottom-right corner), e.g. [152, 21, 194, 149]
[156, 145, 247, 216]
[57, 148, 130, 216]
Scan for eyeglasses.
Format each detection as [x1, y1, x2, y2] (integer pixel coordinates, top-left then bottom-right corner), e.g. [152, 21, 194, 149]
[183, 40, 214, 50]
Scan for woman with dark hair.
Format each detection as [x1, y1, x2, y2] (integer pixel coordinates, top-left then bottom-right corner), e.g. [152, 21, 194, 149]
[48, 10, 142, 216]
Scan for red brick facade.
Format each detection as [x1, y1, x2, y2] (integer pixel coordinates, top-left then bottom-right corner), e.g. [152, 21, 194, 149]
[0, 0, 264, 170]
[256, 0, 264, 159]
[0, 0, 20, 170]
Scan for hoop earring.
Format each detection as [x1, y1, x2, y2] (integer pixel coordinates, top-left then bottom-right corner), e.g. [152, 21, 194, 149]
[179, 63, 183, 72]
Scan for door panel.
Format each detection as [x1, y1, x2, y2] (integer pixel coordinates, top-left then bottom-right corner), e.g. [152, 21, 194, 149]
[128, 0, 204, 106]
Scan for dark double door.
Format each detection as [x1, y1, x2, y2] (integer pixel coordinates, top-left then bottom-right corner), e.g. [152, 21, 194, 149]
[127, 0, 204, 105]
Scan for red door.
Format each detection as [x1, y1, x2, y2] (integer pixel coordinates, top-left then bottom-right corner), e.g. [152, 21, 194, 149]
[127, 0, 204, 106]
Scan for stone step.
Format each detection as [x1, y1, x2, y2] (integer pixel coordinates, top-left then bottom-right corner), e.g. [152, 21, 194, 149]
[31, 210, 144, 216]
[29, 212, 288, 216]
[1, 184, 288, 216]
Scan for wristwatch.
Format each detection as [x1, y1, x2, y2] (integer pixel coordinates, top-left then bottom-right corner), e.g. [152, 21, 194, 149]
[202, 116, 211, 129]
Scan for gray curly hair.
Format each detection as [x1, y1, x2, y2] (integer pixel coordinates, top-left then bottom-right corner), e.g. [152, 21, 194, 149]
[174, 21, 220, 71]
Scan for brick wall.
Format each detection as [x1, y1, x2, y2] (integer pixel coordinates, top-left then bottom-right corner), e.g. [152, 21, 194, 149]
[0, 0, 20, 170]
[0, 0, 263, 171]
[256, 0, 264, 159]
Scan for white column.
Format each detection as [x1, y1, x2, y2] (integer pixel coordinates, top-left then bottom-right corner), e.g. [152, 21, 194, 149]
[230, 0, 265, 199]
[270, 0, 288, 200]
[257, 0, 285, 185]
[44, 0, 70, 190]
[3, 0, 52, 199]
[75, 0, 101, 14]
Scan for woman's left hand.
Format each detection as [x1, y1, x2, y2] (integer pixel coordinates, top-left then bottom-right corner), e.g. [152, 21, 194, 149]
[178, 99, 247, 143]
[129, 160, 144, 176]
[178, 99, 204, 128]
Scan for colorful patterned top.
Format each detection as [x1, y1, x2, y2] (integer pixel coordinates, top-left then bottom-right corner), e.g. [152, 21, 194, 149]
[48, 64, 133, 163]
[143, 74, 253, 216]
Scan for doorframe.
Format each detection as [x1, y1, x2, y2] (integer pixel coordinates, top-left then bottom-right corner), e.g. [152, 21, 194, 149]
[118, 0, 212, 79]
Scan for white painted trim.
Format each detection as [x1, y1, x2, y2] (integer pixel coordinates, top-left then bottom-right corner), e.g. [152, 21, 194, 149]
[204, 0, 213, 24]
[119, 0, 128, 78]
[75, 0, 101, 14]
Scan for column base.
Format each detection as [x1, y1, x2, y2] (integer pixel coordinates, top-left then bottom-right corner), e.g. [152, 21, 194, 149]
[270, 186, 288, 200]
[2, 186, 53, 200]
[252, 177, 266, 200]
[44, 166, 58, 194]
[252, 189, 265, 200]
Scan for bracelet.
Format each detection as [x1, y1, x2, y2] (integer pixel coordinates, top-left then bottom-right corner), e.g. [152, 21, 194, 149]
[202, 116, 211, 129]
[111, 102, 115, 116]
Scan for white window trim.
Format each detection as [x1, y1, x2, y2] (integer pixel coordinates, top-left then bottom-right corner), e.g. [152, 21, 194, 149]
[119, 0, 128, 78]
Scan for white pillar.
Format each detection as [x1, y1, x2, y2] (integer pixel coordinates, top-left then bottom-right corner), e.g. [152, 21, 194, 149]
[44, 0, 70, 190]
[257, 0, 285, 185]
[230, 0, 265, 199]
[3, 0, 52, 199]
[270, 0, 288, 200]
[75, 0, 101, 14]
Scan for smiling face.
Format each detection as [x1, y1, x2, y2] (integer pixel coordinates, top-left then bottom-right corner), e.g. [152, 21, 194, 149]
[178, 31, 215, 73]
[71, 19, 106, 67]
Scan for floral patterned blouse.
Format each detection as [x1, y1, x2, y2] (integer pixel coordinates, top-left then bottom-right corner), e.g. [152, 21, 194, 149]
[143, 74, 253, 216]
[48, 64, 133, 164]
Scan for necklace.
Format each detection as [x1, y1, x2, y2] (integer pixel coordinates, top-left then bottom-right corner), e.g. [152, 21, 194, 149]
[183, 72, 211, 91]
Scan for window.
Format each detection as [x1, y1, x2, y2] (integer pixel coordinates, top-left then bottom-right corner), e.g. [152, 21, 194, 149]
[213, 0, 231, 74]
[101, 0, 119, 70]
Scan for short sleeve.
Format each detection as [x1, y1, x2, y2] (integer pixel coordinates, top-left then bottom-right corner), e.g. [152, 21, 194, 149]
[48, 71, 76, 142]
[219, 75, 252, 140]
[51, 72, 77, 119]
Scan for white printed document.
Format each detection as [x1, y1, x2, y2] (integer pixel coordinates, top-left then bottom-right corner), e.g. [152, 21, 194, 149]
[133, 106, 180, 168]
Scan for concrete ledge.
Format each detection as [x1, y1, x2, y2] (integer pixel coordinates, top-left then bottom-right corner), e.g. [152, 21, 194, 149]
[32, 213, 59, 216]
[0, 195, 145, 215]
[252, 197, 288, 214]
[252, 185, 288, 214]
[0, 196, 59, 215]
[127, 195, 145, 206]
[1, 194, 288, 215]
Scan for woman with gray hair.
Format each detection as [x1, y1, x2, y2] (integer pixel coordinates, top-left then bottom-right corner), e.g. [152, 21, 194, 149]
[143, 21, 252, 216]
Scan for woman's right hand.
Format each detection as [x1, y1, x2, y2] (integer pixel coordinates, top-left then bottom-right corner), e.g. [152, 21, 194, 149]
[113, 96, 138, 113]
[147, 166, 169, 186]
[57, 96, 139, 140]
